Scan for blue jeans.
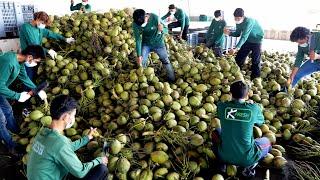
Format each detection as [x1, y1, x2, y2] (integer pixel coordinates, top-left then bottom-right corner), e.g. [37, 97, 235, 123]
[0, 95, 19, 150]
[142, 45, 175, 82]
[255, 137, 271, 159]
[292, 60, 320, 87]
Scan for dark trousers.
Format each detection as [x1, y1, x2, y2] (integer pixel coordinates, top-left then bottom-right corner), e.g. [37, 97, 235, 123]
[235, 42, 261, 79]
[68, 164, 108, 180]
[168, 22, 189, 40]
[0, 95, 19, 150]
[207, 43, 223, 57]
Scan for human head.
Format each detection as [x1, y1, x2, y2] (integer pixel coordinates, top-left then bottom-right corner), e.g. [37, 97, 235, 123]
[50, 95, 78, 129]
[233, 8, 244, 23]
[214, 10, 223, 20]
[230, 80, 249, 100]
[133, 9, 148, 27]
[169, 4, 176, 14]
[290, 27, 310, 45]
[33, 11, 50, 28]
[21, 45, 46, 64]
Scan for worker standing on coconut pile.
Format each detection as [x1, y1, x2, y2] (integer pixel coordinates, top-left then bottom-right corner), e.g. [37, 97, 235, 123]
[288, 27, 320, 87]
[205, 10, 226, 57]
[27, 95, 108, 180]
[0, 45, 46, 156]
[70, 0, 91, 13]
[161, 4, 190, 41]
[132, 9, 176, 82]
[19, 11, 75, 82]
[224, 8, 264, 80]
[212, 81, 271, 177]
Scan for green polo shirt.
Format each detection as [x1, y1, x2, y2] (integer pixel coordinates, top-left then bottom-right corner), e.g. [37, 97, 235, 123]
[230, 17, 264, 49]
[217, 100, 265, 167]
[27, 128, 103, 180]
[0, 52, 36, 100]
[133, 13, 168, 56]
[206, 19, 226, 48]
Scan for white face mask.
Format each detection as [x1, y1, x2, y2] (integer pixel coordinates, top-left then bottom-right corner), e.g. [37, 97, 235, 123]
[65, 111, 76, 129]
[299, 42, 308, 47]
[215, 17, 221, 21]
[235, 19, 244, 24]
[82, 2, 88, 6]
[37, 23, 46, 29]
[141, 22, 147, 27]
[66, 117, 75, 129]
[170, 11, 175, 15]
[25, 61, 38, 67]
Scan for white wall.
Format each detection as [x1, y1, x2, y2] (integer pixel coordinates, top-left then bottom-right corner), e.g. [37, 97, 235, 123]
[10, 0, 320, 30]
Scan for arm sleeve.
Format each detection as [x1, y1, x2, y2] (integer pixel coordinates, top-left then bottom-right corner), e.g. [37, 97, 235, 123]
[254, 105, 265, 126]
[230, 25, 241, 37]
[294, 47, 305, 67]
[133, 24, 142, 56]
[235, 20, 255, 49]
[85, 4, 91, 12]
[178, 11, 186, 31]
[71, 136, 90, 151]
[42, 28, 65, 41]
[20, 24, 41, 49]
[161, 12, 170, 20]
[70, 3, 80, 11]
[214, 21, 226, 44]
[309, 34, 316, 51]
[56, 145, 103, 178]
[17, 65, 36, 90]
[206, 21, 214, 40]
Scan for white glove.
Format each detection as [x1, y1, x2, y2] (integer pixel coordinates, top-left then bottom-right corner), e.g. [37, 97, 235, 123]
[315, 53, 320, 60]
[18, 92, 31, 102]
[66, 37, 75, 44]
[48, 49, 57, 59]
[37, 90, 47, 101]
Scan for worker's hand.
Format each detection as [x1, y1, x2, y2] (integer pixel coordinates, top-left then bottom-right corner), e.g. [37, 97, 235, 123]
[37, 90, 47, 101]
[48, 49, 57, 59]
[178, 33, 182, 40]
[66, 37, 75, 44]
[315, 53, 320, 60]
[158, 24, 163, 32]
[71, 0, 74, 4]
[88, 127, 97, 140]
[101, 156, 108, 165]
[286, 78, 292, 87]
[18, 92, 31, 102]
[136, 56, 142, 66]
[228, 48, 237, 55]
[224, 28, 230, 35]
[309, 51, 315, 61]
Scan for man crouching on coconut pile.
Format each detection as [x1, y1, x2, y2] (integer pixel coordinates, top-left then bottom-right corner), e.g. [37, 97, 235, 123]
[288, 26, 320, 87]
[0, 45, 46, 156]
[132, 9, 176, 82]
[212, 80, 271, 177]
[27, 95, 108, 180]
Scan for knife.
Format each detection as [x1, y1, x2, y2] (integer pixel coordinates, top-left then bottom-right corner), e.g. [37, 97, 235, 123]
[28, 81, 49, 96]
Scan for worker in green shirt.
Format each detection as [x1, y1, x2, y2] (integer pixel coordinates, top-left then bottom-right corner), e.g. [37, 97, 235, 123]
[206, 10, 226, 57]
[224, 8, 264, 80]
[0, 45, 46, 155]
[161, 4, 190, 40]
[214, 80, 271, 177]
[70, 0, 91, 12]
[19, 11, 75, 82]
[133, 9, 175, 82]
[288, 27, 320, 87]
[27, 95, 108, 180]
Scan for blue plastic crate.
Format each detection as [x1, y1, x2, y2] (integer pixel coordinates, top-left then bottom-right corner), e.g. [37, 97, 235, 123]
[187, 32, 198, 47]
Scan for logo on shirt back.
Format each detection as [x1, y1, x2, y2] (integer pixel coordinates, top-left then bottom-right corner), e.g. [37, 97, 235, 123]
[32, 141, 45, 155]
[225, 107, 252, 122]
